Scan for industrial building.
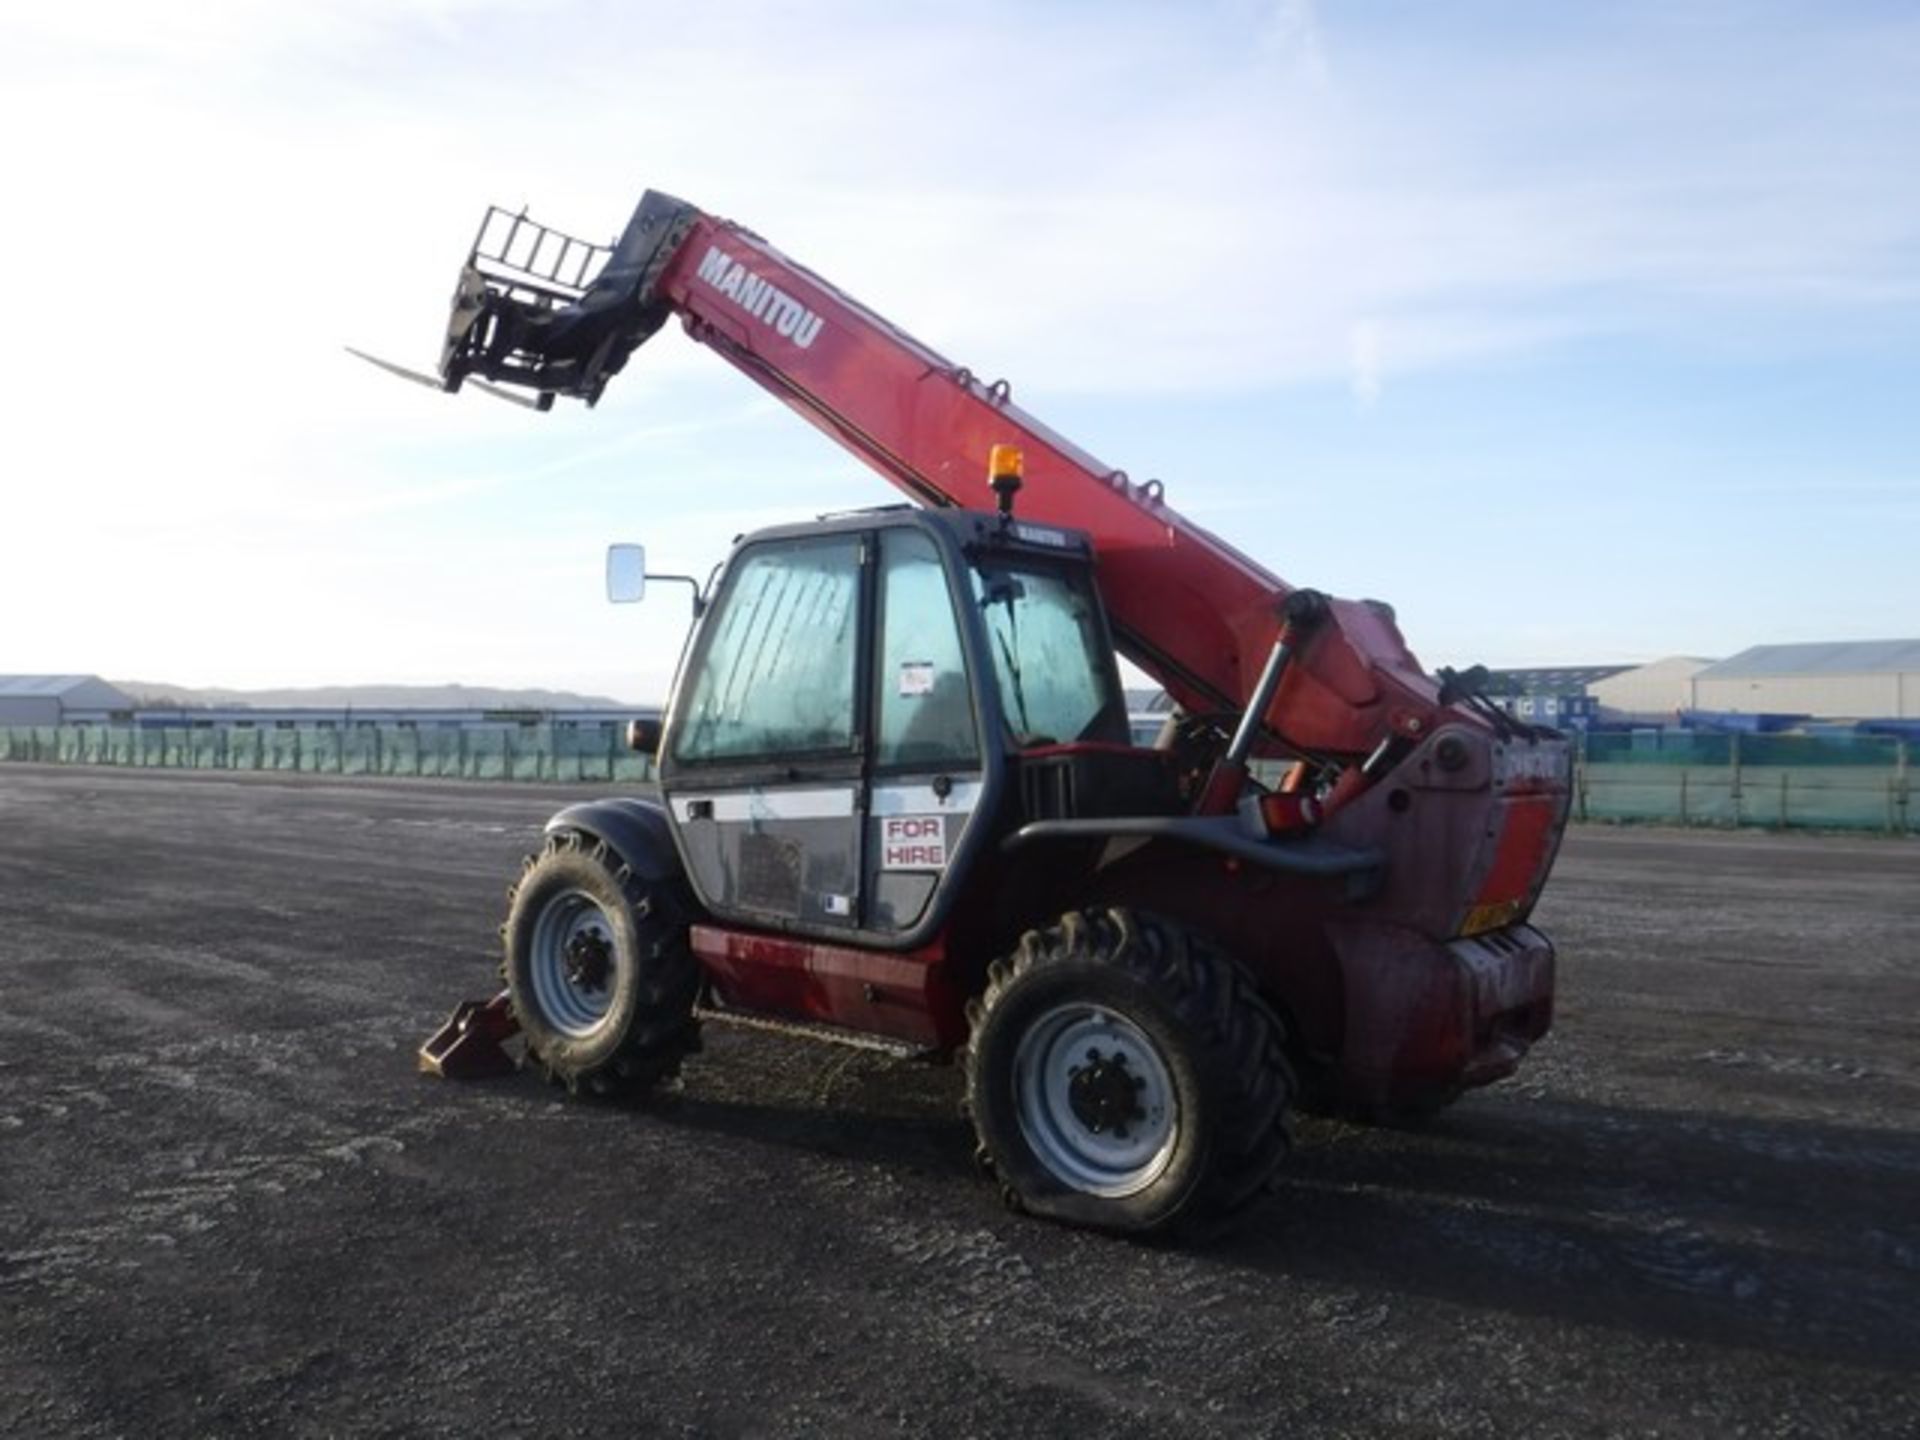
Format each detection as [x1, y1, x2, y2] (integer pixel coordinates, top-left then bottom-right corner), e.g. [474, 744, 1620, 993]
[1589, 658, 1714, 726]
[0, 677, 652, 735]
[1690, 641, 1919, 722]
[1486, 666, 1629, 730]
[0, 676, 136, 726]
[124, 704, 657, 733]
[1480, 644, 1919, 733]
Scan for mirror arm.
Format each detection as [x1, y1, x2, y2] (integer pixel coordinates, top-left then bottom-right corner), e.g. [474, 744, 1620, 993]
[647, 573, 706, 618]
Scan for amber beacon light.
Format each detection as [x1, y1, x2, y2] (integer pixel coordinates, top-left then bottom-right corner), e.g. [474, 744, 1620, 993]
[988, 443, 1024, 518]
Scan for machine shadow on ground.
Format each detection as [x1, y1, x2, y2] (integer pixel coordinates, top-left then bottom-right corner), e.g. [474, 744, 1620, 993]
[471, 1031, 1920, 1377]
[1223, 1099, 1918, 1374]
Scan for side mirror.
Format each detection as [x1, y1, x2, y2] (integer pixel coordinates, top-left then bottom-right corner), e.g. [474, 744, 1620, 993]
[607, 544, 647, 603]
[607, 543, 706, 616]
[625, 717, 663, 754]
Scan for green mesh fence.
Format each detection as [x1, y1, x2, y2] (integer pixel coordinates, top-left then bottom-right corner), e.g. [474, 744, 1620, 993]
[3, 723, 1908, 829]
[2, 724, 655, 785]
[1583, 732, 1737, 766]
[1574, 732, 1912, 832]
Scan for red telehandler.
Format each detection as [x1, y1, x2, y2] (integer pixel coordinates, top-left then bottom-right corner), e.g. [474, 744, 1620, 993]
[411, 191, 1571, 1235]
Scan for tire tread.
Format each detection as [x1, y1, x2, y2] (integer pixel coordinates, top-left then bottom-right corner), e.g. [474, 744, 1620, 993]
[502, 830, 699, 1100]
[962, 906, 1294, 1235]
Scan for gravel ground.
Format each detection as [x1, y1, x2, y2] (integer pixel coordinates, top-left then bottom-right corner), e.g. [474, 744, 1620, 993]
[1, 765, 1916, 1438]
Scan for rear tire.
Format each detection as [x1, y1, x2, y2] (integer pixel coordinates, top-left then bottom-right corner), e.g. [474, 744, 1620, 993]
[502, 830, 698, 1098]
[963, 908, 1294, 1236]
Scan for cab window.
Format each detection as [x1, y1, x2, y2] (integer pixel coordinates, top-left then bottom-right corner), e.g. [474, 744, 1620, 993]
[672, 537, 861, 763]
[970, 559, 1125, 747]
[875, 529, 977, 768]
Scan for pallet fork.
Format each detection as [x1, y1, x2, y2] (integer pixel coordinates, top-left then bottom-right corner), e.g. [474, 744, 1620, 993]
[418, 989, 520, 1079]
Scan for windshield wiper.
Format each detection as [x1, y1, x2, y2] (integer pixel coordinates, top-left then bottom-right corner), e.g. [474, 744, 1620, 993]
[992, 611, 1033, 737]
[979, 575, 1035, 738]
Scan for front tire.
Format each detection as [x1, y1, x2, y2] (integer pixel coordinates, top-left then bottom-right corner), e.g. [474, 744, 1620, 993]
[963, 908, 1294, 1236]
[502, 831, 698, 1098]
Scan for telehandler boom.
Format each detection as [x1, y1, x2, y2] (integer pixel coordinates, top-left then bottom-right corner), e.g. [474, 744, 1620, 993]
[414, 191, 1572, 1235]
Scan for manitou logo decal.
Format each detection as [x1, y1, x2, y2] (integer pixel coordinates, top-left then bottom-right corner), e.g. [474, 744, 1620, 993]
[694, 245, 825, 349]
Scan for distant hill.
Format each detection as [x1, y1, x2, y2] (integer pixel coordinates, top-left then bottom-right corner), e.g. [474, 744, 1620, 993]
[113, 681, 640, 711]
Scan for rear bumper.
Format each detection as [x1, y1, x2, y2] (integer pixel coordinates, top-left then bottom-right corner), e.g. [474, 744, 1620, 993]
[1325, 921, 1555, 1108]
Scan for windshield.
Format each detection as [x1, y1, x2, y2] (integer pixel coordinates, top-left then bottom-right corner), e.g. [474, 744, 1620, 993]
[969, 560, 1125, 748]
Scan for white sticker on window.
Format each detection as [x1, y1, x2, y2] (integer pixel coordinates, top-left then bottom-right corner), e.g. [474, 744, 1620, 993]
[898, 662, 936, 697]
[881, 814, 947, 869]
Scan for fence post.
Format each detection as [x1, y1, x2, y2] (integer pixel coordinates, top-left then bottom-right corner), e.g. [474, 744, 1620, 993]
[1679, 769, 1689, 826]
[1778, 770, 1790, 829]
[1730, 732, 1743, 827]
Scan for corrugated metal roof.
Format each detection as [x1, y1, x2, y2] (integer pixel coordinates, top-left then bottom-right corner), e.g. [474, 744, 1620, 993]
[0, 674, 94, 697]
[1487, 665, 1633, 694]
[1697, 641, 1920, 680]
[0, 675, 136, 708]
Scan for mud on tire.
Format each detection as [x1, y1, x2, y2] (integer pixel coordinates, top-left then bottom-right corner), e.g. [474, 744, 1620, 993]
[502, 830, 699, 1098]
[962, 907, 1294, 1237]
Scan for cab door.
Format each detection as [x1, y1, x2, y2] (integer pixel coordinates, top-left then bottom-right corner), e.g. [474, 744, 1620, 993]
[864, 526, 990, 934]
[660, 532, 867, 929]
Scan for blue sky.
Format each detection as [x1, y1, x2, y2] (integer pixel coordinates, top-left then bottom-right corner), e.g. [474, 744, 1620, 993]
[0, 1, 1913, 701]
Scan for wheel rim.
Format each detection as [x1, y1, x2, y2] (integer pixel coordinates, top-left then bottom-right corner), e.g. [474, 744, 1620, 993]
[1011, 1003, 1178, 1198]
[528, 888, 619, 1038]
